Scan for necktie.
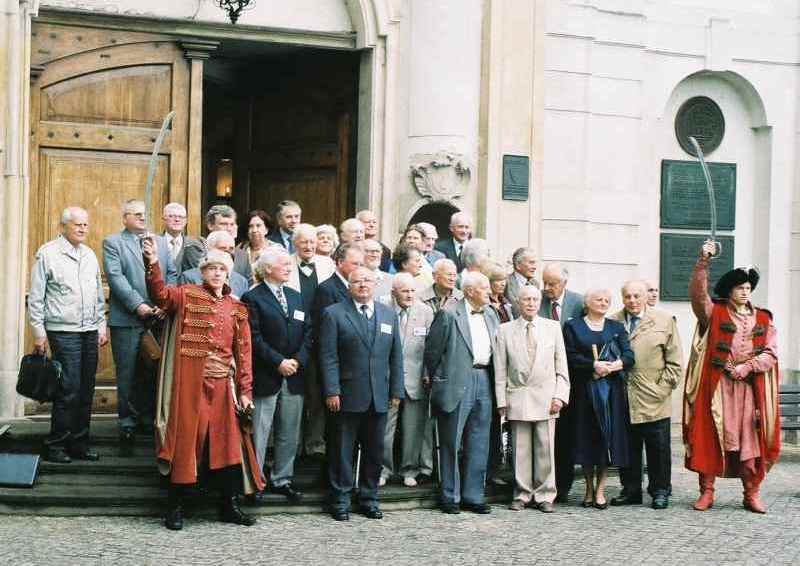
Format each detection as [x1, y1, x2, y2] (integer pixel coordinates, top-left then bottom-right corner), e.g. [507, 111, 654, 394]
[168, 237, 179, 261]
[526, 321, 537, 364]
[275, 285, 288, 316]
[286, 237, 294, 254]
[399, 308, 408, 333]
[551, 301, 559, 322]
[629, 315, 640, 334]
[360, 304, 370, 320]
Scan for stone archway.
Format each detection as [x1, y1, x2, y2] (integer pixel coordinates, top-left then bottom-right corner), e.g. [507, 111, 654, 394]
[408, 201, 460, 242]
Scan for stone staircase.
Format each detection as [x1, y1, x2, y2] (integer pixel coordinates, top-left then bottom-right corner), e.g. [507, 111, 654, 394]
[0, 419, 511, 516]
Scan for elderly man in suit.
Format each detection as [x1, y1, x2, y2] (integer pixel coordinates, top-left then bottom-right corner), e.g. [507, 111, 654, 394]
[320, 267, 404, 521]
[610, 280, 683, 510]
[314, 243, 364, 319]
[363, 238, 393, 300]
[242, 247, 312, 504]
[161, 202, 201, 276]
[419, 258, 463, 314]
[505, 247, 539, 315]
[192, 205, 253, 281]
[178, 231, 249, 298]
[415, 222, 446, 269]
[357, 209, 392, 272]
[267, 200, 302, 253]
[495, 285, 569, 512]
[339, 218, 366, 245]
[425, 271, 500, 514]
[103, 199, 176, 449]
[538, 262, 583, 503]
[380, 273, 435, 487]
[434, 211, 471, 271]
[284, 223, 335, 459]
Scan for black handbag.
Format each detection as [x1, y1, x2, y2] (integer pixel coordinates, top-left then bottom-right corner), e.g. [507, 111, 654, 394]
[16, 354, 63, 402]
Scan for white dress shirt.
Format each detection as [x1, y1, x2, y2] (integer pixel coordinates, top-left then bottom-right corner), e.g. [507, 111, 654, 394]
[467, 306, 492, 366]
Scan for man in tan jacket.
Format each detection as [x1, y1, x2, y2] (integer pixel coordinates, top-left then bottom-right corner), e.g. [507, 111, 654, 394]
[494, 285, 569, 512]
[610, 280, 683, 510]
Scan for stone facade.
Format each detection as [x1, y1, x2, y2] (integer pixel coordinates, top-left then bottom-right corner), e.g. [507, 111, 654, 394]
[0, 0, 798, 417]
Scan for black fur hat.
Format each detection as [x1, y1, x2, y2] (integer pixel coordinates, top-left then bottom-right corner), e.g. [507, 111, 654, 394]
[713, 266, 760, 299]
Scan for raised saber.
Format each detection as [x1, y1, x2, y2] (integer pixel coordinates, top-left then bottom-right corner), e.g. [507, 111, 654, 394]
[688, 136, 721, 258]
[144, 111, 176, 231]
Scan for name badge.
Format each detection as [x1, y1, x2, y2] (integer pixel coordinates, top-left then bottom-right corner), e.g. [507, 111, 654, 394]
[380, 323, 393, 335]
[293, 310, 305, 322]
[299, 266, 313, 277]
[413, 327, 427, 337]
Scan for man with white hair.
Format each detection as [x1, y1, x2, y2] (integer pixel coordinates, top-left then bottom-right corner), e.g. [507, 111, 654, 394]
[29, 207, 108, 463]
[435, 211, 472, 271]
[242, 247, 312, 504]
[425, 271, 500, 514]
[356, 209, 392, 271]
[456, 238, 490, 289]
[268, 200, 302, 253]
[380, 273, 435, 487]
[415, 222, 445, 269]
[339, 217, 366, 245]
[419, 258, 463, 314]
[161, 202, 201, 276]
[178, 230, 250, 298]
[363, 238, 393, 300]
[505, 247, 539, 314]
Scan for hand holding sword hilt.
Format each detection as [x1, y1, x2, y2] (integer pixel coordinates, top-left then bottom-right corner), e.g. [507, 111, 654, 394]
[700, 239, 721, 259]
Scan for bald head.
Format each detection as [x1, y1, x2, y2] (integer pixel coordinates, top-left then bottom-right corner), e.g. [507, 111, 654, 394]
[392, 272, 417, 308]
[621, 279, 647, 316]
[449, 211, 472, 243]
[542, 263, 568, 301]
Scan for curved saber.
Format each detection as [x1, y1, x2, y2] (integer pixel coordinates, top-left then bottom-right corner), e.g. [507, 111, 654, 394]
[144, 111, 176, 230]
[688, 136, 721, 257]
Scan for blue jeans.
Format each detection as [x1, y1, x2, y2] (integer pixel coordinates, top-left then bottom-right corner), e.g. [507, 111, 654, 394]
[437, 368, 492, 505]
[110, 326, 147, 432]
[46, 331, 98, 450]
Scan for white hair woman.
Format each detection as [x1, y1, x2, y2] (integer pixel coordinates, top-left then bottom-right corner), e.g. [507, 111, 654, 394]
[562, 287, 634, 510]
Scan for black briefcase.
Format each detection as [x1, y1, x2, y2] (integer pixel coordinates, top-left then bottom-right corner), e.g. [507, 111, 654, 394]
[16, 354, 63, 402]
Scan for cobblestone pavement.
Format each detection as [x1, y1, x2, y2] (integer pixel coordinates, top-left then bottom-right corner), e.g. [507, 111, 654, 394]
[2, 450, 799, 566]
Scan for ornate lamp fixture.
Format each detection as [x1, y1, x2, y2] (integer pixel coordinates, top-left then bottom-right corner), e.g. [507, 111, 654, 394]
[214, 0, 255, 24]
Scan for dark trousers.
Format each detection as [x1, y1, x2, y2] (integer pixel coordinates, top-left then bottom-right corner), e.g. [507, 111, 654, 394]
[619, 417, 671, 497]
[554, 403, 575, 498]
[45, 330, 98, 451]
[328, 407, 386, 512]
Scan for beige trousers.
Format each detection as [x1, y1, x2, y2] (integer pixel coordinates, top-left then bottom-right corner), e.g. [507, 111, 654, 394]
[511, 418, 557, 505]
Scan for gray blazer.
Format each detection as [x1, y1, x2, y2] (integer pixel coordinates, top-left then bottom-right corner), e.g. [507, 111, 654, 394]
[424, 299, 500, 414]
[394, 298, 435, 401]
[539, 289, 584, 327]
[103, 230, 176, 327]
[504, 272, 539, 316]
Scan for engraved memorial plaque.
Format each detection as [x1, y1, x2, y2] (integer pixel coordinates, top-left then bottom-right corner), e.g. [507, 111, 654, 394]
[659, 233, 734, 302]
[660, 160, 736, 230]
[502, 155, 529, 201]
[675, 96, 725, 157]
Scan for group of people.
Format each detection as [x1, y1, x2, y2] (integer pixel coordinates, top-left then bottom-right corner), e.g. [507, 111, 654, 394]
[27, 200, 782, 530]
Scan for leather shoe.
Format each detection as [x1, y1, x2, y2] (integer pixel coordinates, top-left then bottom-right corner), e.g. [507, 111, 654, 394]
[610, 492, 642, 506]
[165, 505, 184, 531]
[220, 497, 256, 526]
[538, 501, 555, 513]
[651, 494, 669, 510]
[70, 449, 100, 461]
[509, 500, 525, 511]
[331, 510, 349, 521]
[44, 449, 71, 464]
[272, 484, 304, 503]
[361, 507, 383, 519]
[441, 502, 460, 514]
[462, 502, 492, 514]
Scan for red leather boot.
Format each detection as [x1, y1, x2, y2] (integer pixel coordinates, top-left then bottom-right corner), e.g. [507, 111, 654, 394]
[741, 472, 767, 514]
[692, 474, 715, 511]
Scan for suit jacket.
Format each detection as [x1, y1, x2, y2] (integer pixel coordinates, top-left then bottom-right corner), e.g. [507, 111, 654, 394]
[493, 316, 569, 421]
[287, 253, 335, 294]
[319, 300, 404, 413]
[424, 299, 500, 414]
[610, 307, 683, 424]
[539, 289, 584, 327]
[233, 248, 252, 282]
[242, 283, 312, 397]
[163, 233, 202, 276]
[418, 284, 463, 314]
[178, 268, 250, 299]
[103, 230, 176, 327]
[393, 298, 435, 401]
[434, 238, 465, 271]
[267, 230, 291, 250]
[504, 272, 539, 316]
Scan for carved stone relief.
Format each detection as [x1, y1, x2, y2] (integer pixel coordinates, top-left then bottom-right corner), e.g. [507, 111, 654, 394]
[409, 151, 471, 202]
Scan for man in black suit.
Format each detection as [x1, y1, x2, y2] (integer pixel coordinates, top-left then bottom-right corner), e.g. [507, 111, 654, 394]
[319, 267, 404, 521]
[242, 247, 312, 503]
[313, 242, 365, 321]
[434, 211, 472, 271]
[267, 200, 302, 253]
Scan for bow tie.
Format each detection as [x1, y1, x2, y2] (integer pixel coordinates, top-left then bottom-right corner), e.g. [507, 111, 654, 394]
[301, 262, 315, 268]
[471, 309, 484, 315]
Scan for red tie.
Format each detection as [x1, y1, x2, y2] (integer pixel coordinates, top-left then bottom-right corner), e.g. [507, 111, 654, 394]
[551, 301, 559, 322]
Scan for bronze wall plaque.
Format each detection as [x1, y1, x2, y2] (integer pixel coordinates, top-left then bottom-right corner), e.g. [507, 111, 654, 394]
[675, 96, 725, 156]
[660, 233, 734, 301]
[660, 160, 736, 230]
[502, 155, 529, 201]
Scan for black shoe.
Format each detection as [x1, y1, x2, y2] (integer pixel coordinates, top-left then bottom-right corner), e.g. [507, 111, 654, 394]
[44, 449, 71, 464]
[441, 502, 460, 514]
[417, 474, 434, 485]
[220, 497, 256, 526]
[651, 494, 669, 510]
[119, 431, 136, 457]
[272, 484, 304, 503]
[610, 492, 643, 506]
[462, 502, 492, 514]
[165, 505, 184, 531]
[361, 506, 383, 519]
[331, 510, 350, 521]
[69, 449, 100, 461]
[593, 500, 609, 510]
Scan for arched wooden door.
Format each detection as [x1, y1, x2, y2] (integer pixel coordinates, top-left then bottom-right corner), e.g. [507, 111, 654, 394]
[27, 24, 192, 414]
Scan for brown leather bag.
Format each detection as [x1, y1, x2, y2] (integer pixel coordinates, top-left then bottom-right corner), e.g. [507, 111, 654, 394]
[139, 330, 162, 363]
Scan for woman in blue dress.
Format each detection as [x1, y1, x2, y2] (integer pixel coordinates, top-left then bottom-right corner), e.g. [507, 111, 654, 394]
[563, 288, 634, 509]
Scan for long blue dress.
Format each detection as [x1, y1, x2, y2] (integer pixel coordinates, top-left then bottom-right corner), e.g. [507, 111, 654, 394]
[563, 317, 634, 467]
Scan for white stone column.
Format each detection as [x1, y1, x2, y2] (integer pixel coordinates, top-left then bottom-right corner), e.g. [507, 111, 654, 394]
[0, 0, 38, 419]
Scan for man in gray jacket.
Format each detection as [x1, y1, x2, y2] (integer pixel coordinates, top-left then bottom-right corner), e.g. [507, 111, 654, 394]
[103, 199, 176, 450]
[29, 207, 108, 463]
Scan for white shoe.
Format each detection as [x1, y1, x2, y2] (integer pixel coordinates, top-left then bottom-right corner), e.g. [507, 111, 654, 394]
[379, 476, 387, 487]
[403, 476, 418, 487]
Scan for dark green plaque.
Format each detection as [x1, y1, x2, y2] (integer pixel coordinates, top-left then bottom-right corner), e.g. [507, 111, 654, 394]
[675, 96, 725, 156]
[660, 160, 736, 230]
[502, 155, 529, 201]
[660, 233, 734, 302]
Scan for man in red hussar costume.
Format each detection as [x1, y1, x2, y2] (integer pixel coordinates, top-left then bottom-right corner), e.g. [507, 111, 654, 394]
[683, 242, 781, 513]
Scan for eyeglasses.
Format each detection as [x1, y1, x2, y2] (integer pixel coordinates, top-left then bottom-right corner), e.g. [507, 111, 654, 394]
[126, 212, 146, 218]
